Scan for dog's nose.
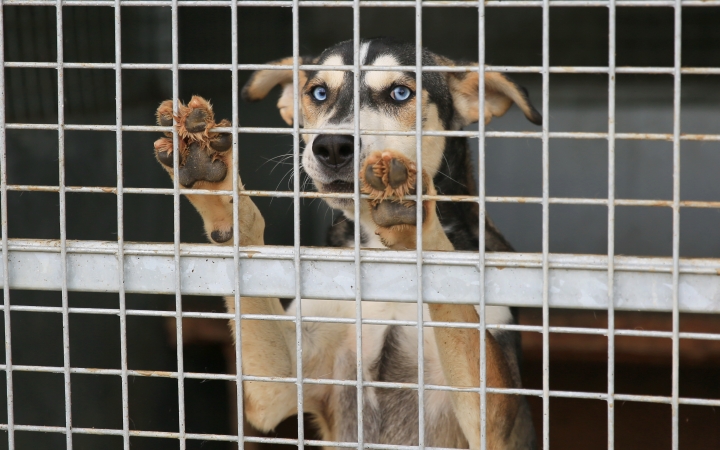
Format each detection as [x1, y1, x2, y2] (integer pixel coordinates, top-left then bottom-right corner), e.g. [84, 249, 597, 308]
[312, 134, 354, 169]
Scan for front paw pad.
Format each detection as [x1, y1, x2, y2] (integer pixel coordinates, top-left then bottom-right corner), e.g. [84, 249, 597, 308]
[362, 151, 418, 201]
[154, 96, 232, 188]
[360, 151, 432, 232]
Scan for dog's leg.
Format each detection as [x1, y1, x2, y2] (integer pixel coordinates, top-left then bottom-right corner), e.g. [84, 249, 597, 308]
[154, 97, 264, 246]
[361, 151, 520, 449]
[154, 97, 314, 432]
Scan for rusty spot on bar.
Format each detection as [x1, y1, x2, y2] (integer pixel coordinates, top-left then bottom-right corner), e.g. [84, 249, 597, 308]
[134, 370, 171, 377]
[649, 200, 670, 207]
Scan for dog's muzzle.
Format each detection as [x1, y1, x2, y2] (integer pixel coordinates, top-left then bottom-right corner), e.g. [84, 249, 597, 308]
[312, 134, 354, 170]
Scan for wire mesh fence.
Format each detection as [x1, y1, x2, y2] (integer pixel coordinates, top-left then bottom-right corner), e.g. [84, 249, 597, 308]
[1, 1, 720, 450]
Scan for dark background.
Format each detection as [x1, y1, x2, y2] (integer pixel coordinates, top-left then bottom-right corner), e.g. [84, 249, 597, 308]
[2, 4, 720, 449]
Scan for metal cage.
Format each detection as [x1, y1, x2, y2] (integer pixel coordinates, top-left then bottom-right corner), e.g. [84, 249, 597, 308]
[1, 1, 719, 449]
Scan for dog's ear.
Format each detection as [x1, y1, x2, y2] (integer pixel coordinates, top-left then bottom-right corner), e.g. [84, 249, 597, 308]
[447, 70, 542, 127]
[242, 57, 311, 126]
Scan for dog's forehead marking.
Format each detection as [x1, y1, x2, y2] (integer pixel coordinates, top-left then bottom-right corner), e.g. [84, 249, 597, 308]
[359, 42, 370, 65]
[364, 54, 402, 91]
[318, 54, 345, 90]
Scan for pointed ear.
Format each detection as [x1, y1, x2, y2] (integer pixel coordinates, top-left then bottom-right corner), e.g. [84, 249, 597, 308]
[241, 57, 311, 126]
[448, 70, 542, 127]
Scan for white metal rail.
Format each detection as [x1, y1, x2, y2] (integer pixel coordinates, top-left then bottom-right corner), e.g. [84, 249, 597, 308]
[1, 1, 719, 450]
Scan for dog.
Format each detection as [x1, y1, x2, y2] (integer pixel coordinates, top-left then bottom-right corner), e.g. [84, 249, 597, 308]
[153, 37, 541, 449]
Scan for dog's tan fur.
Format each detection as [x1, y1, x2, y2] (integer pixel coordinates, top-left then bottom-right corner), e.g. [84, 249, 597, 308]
[359, 150, 521, 449]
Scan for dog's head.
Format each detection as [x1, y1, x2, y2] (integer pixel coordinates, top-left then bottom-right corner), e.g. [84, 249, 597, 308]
[243, 38, 541, 210]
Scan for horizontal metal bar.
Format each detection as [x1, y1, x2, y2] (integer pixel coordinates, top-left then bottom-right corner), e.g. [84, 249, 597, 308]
[5, 185, 366, 199]
[5, 61, 720, 76]
[5, 304, 719, 340]
[5, 124, 171, 132]
[4, 0, 720, 6]
[0, 421, 534, 450]
[0, 393, 716, 447]
[2, 362, 719, 407]
[6, 123, 720, 143]
[8, 184, 720, 209]
[0, 364, 237, 381]
[1, 239, 719, 313]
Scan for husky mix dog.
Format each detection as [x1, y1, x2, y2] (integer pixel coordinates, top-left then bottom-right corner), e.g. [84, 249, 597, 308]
[153, 38, 541, 450]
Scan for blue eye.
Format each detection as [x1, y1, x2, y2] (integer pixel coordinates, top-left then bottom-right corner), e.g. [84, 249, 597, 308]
[391, 86, 412, 102]
[312, 86, 327, 101]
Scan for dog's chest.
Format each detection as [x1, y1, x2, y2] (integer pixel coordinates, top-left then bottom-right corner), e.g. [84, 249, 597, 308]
[296, 299, 442, 382]
[297, 299, 462, 446]
[293, 299, 511, 447]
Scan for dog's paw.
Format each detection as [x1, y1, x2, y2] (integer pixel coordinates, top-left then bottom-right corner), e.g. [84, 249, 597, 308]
[361, 151, 420, 201]
[153, 96, 233, 188]
[360, 151, 434, 249]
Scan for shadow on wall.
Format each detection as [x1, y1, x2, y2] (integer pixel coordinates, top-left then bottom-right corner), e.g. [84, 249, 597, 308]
[2, 5, 720, 450]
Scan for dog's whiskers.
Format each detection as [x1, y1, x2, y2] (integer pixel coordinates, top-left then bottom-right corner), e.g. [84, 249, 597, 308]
[260, 154, 295, 174]
[436, 154, 466, 188]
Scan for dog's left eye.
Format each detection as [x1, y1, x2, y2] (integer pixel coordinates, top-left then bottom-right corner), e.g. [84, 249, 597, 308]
[391, 86, 412, 102]
[312, 86, 328, 102]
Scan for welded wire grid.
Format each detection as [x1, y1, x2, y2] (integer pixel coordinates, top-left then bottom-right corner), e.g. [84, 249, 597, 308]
[0, 1, 719, 450]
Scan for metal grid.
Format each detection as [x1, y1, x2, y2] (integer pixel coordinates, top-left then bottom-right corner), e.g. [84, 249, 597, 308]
[0, 1, 719, 450]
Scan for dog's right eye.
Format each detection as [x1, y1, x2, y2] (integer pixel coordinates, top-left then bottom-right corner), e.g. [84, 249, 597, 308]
[312, 86, 328, 102]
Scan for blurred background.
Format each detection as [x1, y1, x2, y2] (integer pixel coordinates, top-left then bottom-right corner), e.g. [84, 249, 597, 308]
[2, 4, 720, 449]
